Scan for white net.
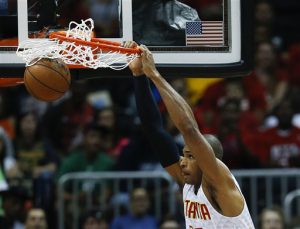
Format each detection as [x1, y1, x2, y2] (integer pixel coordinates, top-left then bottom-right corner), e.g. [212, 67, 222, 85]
[16, 19, 139, 70]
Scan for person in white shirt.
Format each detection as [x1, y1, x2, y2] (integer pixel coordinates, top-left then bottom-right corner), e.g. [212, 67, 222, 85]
[126, 41, 255, 229]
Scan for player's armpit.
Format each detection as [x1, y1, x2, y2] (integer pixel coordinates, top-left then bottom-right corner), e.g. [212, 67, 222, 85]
[165, 162, 184, 187]
[202, 159, 234, 188]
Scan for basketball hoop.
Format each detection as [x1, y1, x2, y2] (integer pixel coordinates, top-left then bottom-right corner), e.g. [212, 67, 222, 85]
[16, 19, 141, 70]
[0, 78, 24, 87]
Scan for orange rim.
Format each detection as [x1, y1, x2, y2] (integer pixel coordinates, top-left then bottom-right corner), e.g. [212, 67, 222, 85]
[0, 78, 24, 87]
[49, 31, 141, 55]
[67, 64, 88, 69]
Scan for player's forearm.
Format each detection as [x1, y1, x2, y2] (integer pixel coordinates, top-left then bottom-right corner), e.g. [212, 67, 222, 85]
[134, 75, 180, 168]
[134, 76, 163, 130]
[149, 71, 198, 134]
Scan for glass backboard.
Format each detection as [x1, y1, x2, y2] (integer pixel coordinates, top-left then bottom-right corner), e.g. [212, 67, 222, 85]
[0, 0, 254, 78]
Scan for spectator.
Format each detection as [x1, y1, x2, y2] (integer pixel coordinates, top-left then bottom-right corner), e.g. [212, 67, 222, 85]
[25, 208, 47, 229]
[256, 0, 287, 45]
[244, 41, 289, 113]
[15, 112, 58, 179]
[259, 206, 284, 229]
[1, 187, 27, 229]
[249, 99, 300, 168]
[15, 112, 58, 219]
[94, 107, 130, 159]
[214, 99, 259, 169]
[255, 0, 275, 45]
[57, 123, 114, 175]
[196, 77, 263, 133]
[255, 0, 274, 27]
[56, 124, 114, 194]
[0, 127, 20, 226]
[160, 216, 181, 229]
[81, 209, 109, 229]
[111, 188, 157, 229]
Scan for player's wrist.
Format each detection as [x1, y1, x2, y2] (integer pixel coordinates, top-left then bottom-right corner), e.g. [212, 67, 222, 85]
[133, 74, 147, 79]
[146, 69, 160, 79]
[132, 71, 144, 77]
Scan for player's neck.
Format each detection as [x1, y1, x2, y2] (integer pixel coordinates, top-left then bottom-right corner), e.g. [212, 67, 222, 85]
[193, 179, 202, 194]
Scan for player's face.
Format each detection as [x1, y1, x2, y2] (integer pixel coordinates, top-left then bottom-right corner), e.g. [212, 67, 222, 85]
[180, 146, 202, 185]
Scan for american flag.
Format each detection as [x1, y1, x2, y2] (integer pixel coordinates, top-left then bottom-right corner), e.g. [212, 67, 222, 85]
[186, 21, 224, 46]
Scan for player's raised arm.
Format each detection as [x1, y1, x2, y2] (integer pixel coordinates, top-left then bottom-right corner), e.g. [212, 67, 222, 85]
[125, 41, 184, 186]
[128, 43, 254, 228]
[139, 45, 229, 186]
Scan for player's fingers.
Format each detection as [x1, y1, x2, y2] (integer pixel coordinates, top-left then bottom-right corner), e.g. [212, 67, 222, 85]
[140, 44, 151, 52]
[139, 45, 146, 52]
[122, 41, 130, 48]
[140, 45, 152, 57]
[139, 45, 147, 56]
[122, 41, 137, 48]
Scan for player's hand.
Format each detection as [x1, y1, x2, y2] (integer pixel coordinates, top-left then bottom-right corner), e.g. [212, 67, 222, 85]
[123, 41, 144, 76]
[140, 45, 159, 78]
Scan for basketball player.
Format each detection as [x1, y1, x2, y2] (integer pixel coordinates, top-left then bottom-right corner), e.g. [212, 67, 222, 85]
[125, 41, 255, 228]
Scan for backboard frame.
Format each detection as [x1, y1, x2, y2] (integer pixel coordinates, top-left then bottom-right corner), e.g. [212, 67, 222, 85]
[0, 0, 254, 78]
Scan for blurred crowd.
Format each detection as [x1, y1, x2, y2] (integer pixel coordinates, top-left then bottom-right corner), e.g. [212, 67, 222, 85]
[1, 0, 300, 228]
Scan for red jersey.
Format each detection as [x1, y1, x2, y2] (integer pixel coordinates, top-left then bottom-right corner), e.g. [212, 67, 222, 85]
[252, 127, 300, 167]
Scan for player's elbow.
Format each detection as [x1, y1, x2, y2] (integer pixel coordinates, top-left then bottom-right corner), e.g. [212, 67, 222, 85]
[180, 123, 199, 136]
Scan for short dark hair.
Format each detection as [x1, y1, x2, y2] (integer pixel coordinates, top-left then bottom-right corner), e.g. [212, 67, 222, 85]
[204, 134, 223, 160]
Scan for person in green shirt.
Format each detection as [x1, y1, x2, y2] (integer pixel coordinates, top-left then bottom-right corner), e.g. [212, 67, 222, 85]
[57, 124, 114, 179]
[56, 124, 115, 228]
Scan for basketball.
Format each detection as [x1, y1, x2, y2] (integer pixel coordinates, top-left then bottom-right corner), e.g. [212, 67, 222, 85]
[24, 58, 71, 102]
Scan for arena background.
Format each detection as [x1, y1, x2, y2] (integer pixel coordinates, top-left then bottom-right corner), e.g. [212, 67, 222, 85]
[1, 0, 300, 228]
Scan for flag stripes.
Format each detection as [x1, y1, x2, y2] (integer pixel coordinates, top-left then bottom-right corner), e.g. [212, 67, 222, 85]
[186, 21, 224, 46]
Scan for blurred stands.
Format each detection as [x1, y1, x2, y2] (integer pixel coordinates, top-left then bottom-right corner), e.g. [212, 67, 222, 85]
[1, 0, 300, 228]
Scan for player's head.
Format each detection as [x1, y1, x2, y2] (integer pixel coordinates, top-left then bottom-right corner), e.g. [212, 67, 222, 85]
[180, 134, 223, 185]
[204, 134, 223, 160]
